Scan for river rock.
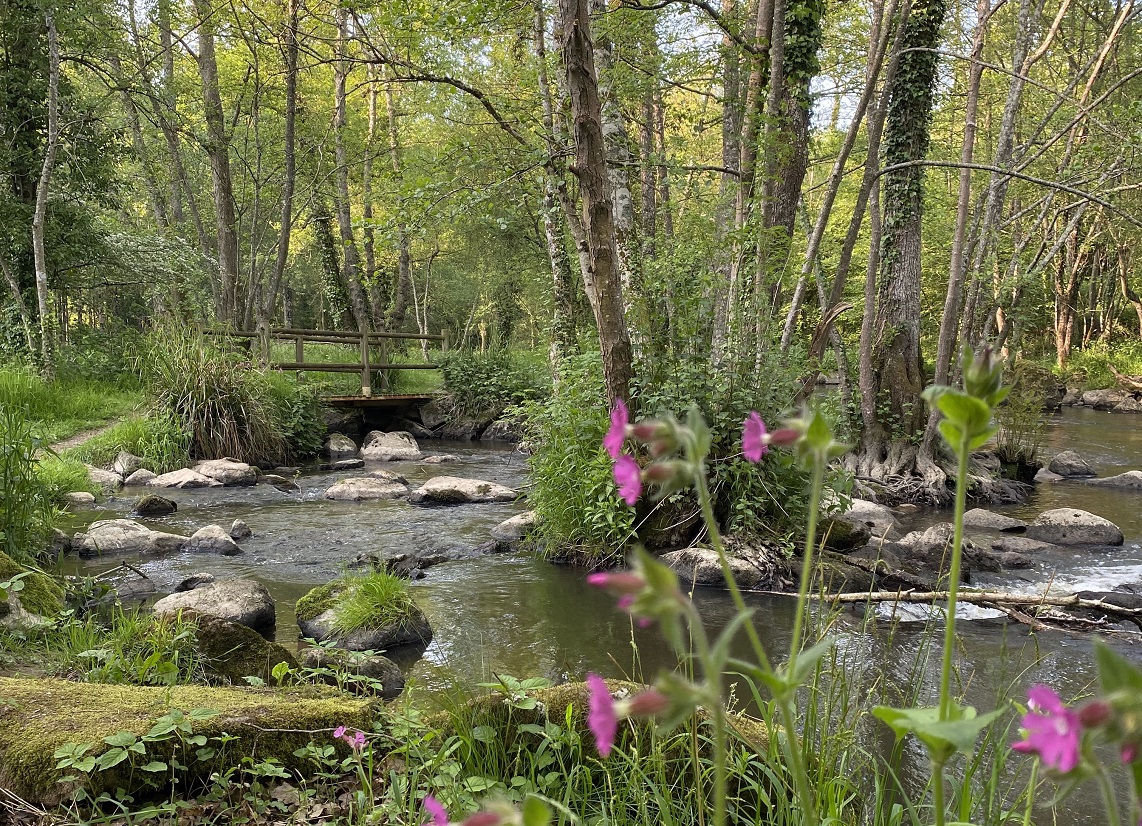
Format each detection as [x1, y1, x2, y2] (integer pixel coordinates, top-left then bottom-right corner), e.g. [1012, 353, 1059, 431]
[1025, 508, 1124, 546]
[153, 578, 274, 630]
[147, 468, 222, 489]
[1034, 467, 1064, 483]
[324, 477, 408, 501]
[393, 418, 435, 440]
[1081, 389, 1132, 410]
[75, 519, 186, 557]
[185, 611, 297, 685]
[320, 458, 365, 471]
[184, 525, 244, 555]
[174, 573, 216, 592]
[1114, 398, 1142, 413]
[296, 583, 432, 652]
[491, 511, 539, 544]
[263, 474, 301, 493]
[132, 494, 177, 517]
[124, 468, 157, 486]
[660, 543, 776, 589]
[230, 519, 252, 540]
[368, 469, 407, 483]
[439, 418, 493, 441]
[322, 408, 363, 441]
[324, 433, 358, 459]
[111, 451, 145, 477]
[821, 516, 872, 552]
[360, 431, 422, 462]
[63, 491, 96, 507]
[1047, 450, 1096, 477]
[1086, 471, 1142, 489]
[297, 647, 405, 698]
[423, 454, 461, 464]
[962, 509, 1026, 532]
[408, 476, 517, 506]
[418, 399, 449, 431]
[194, 459, 257, 487]
[86, 465, 122, 491]
[481, 418, 523, 443]
[835, 498, 900, 541]
[990, 535, 1058, 554]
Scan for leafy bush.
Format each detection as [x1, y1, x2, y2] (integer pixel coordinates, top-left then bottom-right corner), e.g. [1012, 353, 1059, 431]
[440, 349, 550, 419]
[994, 361, 1050, 477]
[66, 413, 191, 474]
[1062, 339, 1142, 389]
[54, 608, 204, 686]
[519, 353, 636, 563]
[0, 405, 55, 564]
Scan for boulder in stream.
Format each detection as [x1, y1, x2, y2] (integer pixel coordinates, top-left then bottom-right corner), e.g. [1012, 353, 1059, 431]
[230, 519, 252, 540]
[298, 646, 405, 698]
[962, 508, 1026, 532]
[423, 454, 461, 464]
[75, 519, 186, 557]
[324, 432, 358, 458]
[1081, 389, 1132, 410]
[295, 578, 432, 652]
[112, 451, 146, 477]
[833, 498, 900, 541]
[989, 535, 1058, 554]
[1113, 397, 1142, 414]
[62, 492, 96, 507]
[660, 541, 776, 590]
[153, 578, 275, 630]
[123, 468, 157, 486]
[262, 473, 301, 493]
[319, 458, 365, 471]
[85, 465, 122, 492]
[408, 475, 517, 506]
[147, 468, 222, 489]
[132, 494, 177, 517]
[1047, 450, 1096, 478]
[174, 573, 216, 592]
[184, 524, 244, 555]
[324, 476, 408, 501]
[359, 430, 422, 462]
[194, 458, 257, 487]
[1086, 471, 1142, 489]
[481, 418, 523, 443]
[1025, 508, 1124, 546]
[185, 611, 297, 685]
[491, 511, 539, 544]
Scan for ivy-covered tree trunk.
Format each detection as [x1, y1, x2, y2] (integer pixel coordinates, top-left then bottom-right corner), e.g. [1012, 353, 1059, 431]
[861, 0, 948, 480]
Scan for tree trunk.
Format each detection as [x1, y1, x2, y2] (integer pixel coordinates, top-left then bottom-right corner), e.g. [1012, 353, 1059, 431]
[32, 7, 59, 378]
[557, 0, 634, 404]
[383, 73, 412, 332]
[333, 8, 370, 333]
[192, 0, 241, 323]
[862, 0, 948, 476]
[259, 0, 298, 333]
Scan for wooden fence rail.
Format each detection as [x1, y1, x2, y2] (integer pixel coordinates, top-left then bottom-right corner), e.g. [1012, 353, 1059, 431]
[201, 326, 448, 397]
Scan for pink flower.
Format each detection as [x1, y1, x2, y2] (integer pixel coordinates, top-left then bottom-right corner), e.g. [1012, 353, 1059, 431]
[423, 795, 449, 826]
[461, 815, 503, 826]
[1012, 685, 1083, 773]
[604, 400, 629, 459]
[350, 731, 366, 750]
[333, 725, 346, 740]
[613, 455, 642, 505]
[626, 689, 670, 717]
[742, 412, 768, 462]
[586, 673, 618, 758]
[586, 571, 646, 594]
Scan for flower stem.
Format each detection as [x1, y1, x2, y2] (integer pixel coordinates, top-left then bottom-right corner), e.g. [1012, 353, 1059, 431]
[1095, 760, 1123, 826]
[787, 459, 824, 676]
[685, 603, 728, 826]
[937, 435, 970, 721]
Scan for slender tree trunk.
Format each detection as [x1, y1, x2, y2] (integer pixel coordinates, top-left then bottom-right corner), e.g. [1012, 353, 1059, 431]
[0, 250, 35, 353]
[557, 0, 633, 403]
[362, 66, 385, 327]
[333, 8, 370, 333]
[192, 0, 241, 323]
[32, 7, 60, 378]
[259, 0, 298, 332]
[383, 73, 412, 331]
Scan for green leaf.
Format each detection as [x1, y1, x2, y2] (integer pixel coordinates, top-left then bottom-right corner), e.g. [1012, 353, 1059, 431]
[1095, 640, 1142, 693]
[103, 732, 137, 748]
[790, 636, 837, 686]
[872, 704, 1005, 761]
[471, 725, 497, 743]
[522, 795, 552, 826]
[139, 761, 168, 772]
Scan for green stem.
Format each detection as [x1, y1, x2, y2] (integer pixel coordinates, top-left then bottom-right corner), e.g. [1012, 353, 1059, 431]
[694, 465, 819, 826]
[685, 603, 728, 826]
[938, 435, 969, 721]
[932, 756, 946, 826]
[1095, 760, 1123, 826]
[788, 459, 824, 676]
[1021, 761, 1037, 826]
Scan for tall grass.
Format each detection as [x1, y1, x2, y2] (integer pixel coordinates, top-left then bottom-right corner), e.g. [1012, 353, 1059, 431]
[0, 405, 54, 564]
[328, 572, 418, 635]
[0, 366, 142, 442]
[65, 413, 191, 473]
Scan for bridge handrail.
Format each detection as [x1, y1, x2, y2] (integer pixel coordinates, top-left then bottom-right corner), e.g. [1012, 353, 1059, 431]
[200, 326, 448, 397]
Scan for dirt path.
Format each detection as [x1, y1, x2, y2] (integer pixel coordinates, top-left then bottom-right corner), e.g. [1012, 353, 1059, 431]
[47, 421, 119, 454]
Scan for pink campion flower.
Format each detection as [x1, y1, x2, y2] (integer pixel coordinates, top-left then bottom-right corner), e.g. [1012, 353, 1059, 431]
[613, 455, 642, 505]
[333, 725, 346, 740]
[350, 731, 367, 750]
[423, 795, 449, 826]
[1012, 685, 1083, 773]
[604, 400, 629, 459]
[586, 571, 646, 594]
[742, 412, 768, 462]
[586, 673, 618, 758]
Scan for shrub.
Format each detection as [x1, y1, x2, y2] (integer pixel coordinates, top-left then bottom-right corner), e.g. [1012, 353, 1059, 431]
[0, 405, 54, 564]
[440, 350, 550, 420]
[995, 361, 1050, 475]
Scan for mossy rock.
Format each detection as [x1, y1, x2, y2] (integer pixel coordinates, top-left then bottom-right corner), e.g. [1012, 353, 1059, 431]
[0, 551, 64, 617]
[184, 611, 299, 685]
[295, 580, 341, 623]
[296, 578, 431, 652]
[0, 677, 377, 805]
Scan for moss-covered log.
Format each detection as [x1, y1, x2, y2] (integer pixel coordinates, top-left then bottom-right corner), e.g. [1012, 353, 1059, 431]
[0, 677, 377, 804]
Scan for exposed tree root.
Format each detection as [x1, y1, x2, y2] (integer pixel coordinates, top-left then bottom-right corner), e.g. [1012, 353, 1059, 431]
[845, 446, 1028, 506]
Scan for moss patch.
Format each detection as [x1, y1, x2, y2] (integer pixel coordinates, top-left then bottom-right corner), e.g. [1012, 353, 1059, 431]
[0, 677, 377, 804]
[295, 580, 342, 623]
[0, 551, 64, 616]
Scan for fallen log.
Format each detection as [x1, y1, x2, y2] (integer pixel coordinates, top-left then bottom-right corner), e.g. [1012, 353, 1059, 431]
[1110, 364, 1142, 393]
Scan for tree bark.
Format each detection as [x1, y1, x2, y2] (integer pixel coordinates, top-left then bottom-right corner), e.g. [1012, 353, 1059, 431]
[32, 7, 59, 378]
[557, 0, 634, 404]
[383, 73, 412, 332]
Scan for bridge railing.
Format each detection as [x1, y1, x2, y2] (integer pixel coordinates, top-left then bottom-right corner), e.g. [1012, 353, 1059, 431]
[202, 327, 448, 397]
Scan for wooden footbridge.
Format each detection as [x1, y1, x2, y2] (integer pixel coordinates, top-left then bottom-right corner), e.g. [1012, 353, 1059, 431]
[204, 327, 447, 407]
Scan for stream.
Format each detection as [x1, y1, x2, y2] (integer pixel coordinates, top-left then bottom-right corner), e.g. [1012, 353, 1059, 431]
[54, 408, 1142, 822]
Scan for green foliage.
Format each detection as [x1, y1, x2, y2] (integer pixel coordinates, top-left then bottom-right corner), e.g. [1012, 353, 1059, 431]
[440, 349, 550, 420]
[994, 362, 1049, 471]
[55, 608, 205, 687]
[138, 330, 322, 464]
[0, 366, 141, 443]
[65, 413, 191, 474]
[0, 550, 64, 616]
[35, 454, 97, 501]
[0, 404, 54, 564]
[325, 573, 417, 636]
[1061, 339, 1142, 390]
[519, 354, 635, 562]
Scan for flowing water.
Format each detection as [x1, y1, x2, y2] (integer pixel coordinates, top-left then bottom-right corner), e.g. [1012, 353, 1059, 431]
[55, 411, 1142, 822]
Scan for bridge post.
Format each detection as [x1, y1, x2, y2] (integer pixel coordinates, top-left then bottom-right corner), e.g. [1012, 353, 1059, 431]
[441, 328, 449, 353]
[359, 331, 372, 397]
[294, 335, 304, 383]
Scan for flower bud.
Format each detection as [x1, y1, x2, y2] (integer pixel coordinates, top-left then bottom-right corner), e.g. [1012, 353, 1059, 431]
[642, 460, 691, 485]
[1078, 699, 1113, 728]
[586, 571, 646, 595]
[1122, 743, 1139, 764]
[767, 427, 801, 447]
[462, 814, 504, 826]
[631, 420, 671, 442]
[624, 689, 670, 718]
[648, 434, 679, 458]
